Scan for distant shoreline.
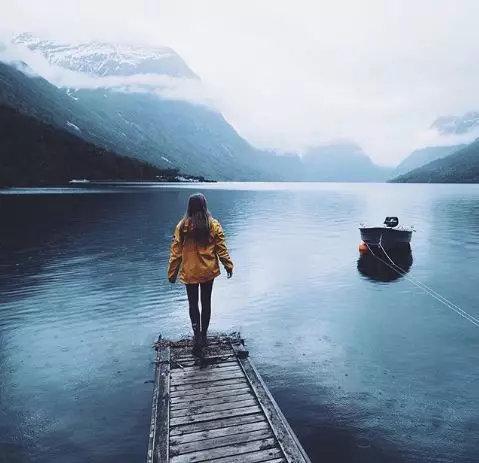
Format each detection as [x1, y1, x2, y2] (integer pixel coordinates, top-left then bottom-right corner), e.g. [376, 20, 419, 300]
[69, 178, 216, 185]
[4, 181, 479, 192]
[0, 177, 217, 189]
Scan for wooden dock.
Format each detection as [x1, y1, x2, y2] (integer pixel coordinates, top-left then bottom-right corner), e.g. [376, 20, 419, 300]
[147, 334, 311, 463]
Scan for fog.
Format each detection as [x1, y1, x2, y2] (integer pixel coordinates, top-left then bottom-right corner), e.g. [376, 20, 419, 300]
[0, 41, 213, 108]
[3, 0, 479, 165]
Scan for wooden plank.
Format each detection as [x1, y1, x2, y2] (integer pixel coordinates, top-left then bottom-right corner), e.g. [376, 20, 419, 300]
[230, 341, 249, 359]
[146, 348, 160, 463]
[171, 364, 241, 379]
[170, 378, 248, 394]
[170, 421, 270, 446]
[171, 428, 273, 456]
[171, 376, 246, 391]
[172, 357, 238, 373]
[170, 386, 252, 404]
[170, 398, 258, 418]
[207, 450, 284, 463]
[170, 369, 243, 385]
[173, 351, 234, 359]
[175, 342, 231, 357]
[170, 346, 230, 357]
[170, 405, 261, 427]
[169, 437, 277, 463]
[171, 368, 244, 382]
[170, 360, 238, 372]
[170, 412, 265, 436]
[147, 335, 311, 463]
[171, 363, 239, 375]
[175, 353, 235, 362]
[172, 359, 235, 369]
[231, 343, 311, 463]
[171, 392, 254, 410]
[170, 370, 243, 387]
[146, 344, 170, 463]
[174, 356, 237, 367]
[175, 348, 234, 357]
[167, 339, 227, 349]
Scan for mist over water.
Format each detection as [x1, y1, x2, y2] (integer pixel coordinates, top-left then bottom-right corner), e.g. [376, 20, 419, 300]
[1, 182, 478, 463]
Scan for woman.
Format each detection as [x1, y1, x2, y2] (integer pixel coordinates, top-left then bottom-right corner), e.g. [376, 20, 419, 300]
[168, 193, 233, 354]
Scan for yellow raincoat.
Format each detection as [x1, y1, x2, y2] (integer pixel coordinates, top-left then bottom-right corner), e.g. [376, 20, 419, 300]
[168, 218, 234, 284]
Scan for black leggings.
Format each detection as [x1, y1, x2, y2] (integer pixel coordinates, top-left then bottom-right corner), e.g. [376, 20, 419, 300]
[186, 280, 214, 334]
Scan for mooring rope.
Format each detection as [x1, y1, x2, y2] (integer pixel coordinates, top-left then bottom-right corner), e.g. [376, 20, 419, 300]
[364, 238, 479, 328]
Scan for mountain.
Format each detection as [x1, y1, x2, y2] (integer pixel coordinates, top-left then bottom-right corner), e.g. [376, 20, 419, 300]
[0, 57, 299, 182]
[0, 58, 266, 180]
[431, 111, 479, 135]
[0, 60, 165, 160]
[13, 33, 197, 78]
[11, 34, 392, 182]
[302, 143, 393, 181]
[391, 140, 479, 183]
[71, 87, 271, 180]
[5, 34, 395, 183]
[393, 145, 465, 177]
[0, 104, 173, 187]
[11, 34, 273, 180]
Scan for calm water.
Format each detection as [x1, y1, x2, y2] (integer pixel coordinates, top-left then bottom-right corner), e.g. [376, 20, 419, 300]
[1, 183, 478, 463]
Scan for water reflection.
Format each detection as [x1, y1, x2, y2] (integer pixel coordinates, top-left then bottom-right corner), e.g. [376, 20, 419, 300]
[1, 183, 479, 463]
[357, 246, 413, 282]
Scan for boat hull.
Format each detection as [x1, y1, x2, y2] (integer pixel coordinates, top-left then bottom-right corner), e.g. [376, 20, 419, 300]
[360, 227, 412, 249]
[357, 246, 413, 282]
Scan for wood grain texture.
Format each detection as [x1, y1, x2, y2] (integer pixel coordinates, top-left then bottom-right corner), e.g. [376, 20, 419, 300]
[170, 370, 244, 386]
[171, 391, 254, 410]
[170, 404, 262, 427]
[170, 378, 248, 394]
[147, 335, 311, 463]
[170, 427, 273, 456]
[147, 344, 170, 463]
[204, 450, 285, 463]
[231, 343, 312, 463]
[170, 386, 252, 405]
[170, 360, 238, 371]
[169, 420, 270, 445]
[169, 437, 277, 463]
[169, 412, 266, 436]
[170, 398, 258, 417]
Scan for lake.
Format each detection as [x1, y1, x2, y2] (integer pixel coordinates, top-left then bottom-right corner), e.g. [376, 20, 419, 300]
[1, 182, 478, 463]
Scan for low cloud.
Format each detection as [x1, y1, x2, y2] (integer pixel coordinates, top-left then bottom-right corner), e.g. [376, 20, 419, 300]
[414, 126, 479, 151]
[0, 39, 215, 108]
[3, 0, 479, 166]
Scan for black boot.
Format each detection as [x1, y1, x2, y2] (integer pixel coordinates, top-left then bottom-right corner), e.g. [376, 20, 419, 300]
[201, 330, 208, 348]
[191, 323, 202, 356]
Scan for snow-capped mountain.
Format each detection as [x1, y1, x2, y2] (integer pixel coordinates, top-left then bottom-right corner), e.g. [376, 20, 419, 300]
[13, 32, 197, 78]
[6, 33, 391, 182]
[431, 111, 479, 135]
[5, 35, 270, 180]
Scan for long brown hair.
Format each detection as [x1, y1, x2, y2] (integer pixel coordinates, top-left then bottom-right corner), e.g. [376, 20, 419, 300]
[180, 193, 212, 245]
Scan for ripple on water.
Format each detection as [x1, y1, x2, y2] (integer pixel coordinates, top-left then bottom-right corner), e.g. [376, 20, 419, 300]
[1, 183, 479, 463]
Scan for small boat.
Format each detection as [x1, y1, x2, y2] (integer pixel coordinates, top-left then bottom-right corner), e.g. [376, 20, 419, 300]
[360, 217, 414, 249]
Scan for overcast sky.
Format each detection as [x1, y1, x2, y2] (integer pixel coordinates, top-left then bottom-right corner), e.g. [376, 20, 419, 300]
[4, 0, 479, 165]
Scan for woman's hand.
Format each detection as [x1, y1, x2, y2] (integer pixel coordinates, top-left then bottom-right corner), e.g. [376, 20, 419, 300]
[227, 269, 233, 279]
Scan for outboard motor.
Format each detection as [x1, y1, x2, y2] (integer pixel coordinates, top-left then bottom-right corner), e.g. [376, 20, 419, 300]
[384, 217, 399, 228]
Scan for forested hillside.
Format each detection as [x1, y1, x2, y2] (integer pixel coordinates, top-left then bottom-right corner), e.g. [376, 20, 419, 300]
[0, 104, 176, 187]
[391, 140, 479, 183]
